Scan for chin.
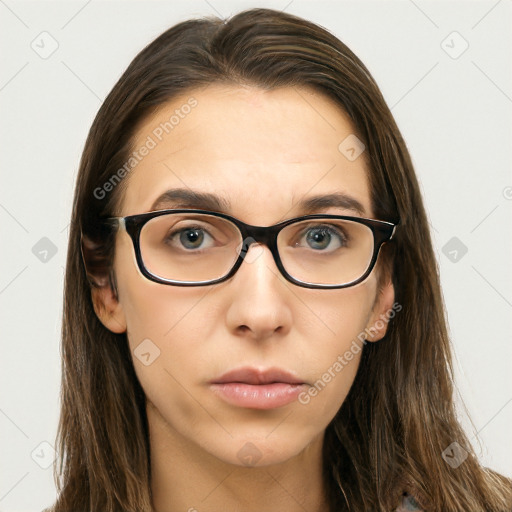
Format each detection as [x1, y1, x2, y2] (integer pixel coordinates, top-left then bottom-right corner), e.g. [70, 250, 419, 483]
[200, 430, 321, 468]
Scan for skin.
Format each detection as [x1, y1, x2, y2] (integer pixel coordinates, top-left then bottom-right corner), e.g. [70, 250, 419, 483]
[93, 84, 395, 512]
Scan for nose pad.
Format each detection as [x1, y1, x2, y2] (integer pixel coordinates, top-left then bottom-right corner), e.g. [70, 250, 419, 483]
[235, 236, 266, 265]
[232, 235, 289, 287]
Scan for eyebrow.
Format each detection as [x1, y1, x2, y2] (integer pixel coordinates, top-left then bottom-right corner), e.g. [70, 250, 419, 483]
[150, 188, 366, 217]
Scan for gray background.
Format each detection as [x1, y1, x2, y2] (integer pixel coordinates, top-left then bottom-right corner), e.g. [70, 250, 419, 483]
[1, 0, 511, 510]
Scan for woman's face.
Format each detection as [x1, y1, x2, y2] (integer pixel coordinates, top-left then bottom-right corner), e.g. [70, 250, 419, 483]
[94, 84, 395, 467]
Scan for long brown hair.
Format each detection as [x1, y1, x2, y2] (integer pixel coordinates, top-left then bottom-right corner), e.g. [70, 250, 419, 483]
[46, 8, 511, 511]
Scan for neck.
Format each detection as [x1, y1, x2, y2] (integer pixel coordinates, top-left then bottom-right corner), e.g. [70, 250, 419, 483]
[147, 403, 330, 512]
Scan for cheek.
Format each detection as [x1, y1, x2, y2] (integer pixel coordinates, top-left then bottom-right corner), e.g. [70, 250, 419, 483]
[299, 278, 376, 359]
[294, 282, 375, 414]
[118, 278, 219, 424]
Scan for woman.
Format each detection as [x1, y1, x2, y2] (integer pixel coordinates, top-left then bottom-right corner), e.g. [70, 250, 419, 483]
[46, 7, 512, 512]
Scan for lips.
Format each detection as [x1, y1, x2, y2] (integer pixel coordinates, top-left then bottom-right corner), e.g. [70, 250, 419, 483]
[211, 367, 305, 386]
[209, 367, 306, 409]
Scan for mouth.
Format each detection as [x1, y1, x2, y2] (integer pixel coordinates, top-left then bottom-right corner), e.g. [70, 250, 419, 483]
[209, 367, 307, 410]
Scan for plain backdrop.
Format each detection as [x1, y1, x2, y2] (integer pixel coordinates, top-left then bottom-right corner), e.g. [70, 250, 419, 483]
[1, 1, 511, 510]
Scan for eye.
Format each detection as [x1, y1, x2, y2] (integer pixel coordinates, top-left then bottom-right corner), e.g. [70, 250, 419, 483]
[167, 226, 215, 250]
[299, 225, 347, 251]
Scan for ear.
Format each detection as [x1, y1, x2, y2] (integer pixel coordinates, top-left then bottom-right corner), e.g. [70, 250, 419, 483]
[81, 231, 127, 333]
[363, 277, 396, 343]
[91, 282, 127, 334]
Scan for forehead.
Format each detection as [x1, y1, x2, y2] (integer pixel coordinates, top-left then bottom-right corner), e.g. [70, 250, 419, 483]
[122, 84, 372, 221]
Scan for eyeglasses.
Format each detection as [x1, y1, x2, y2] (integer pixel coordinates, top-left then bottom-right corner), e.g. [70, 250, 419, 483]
[105, 209, 398, 289]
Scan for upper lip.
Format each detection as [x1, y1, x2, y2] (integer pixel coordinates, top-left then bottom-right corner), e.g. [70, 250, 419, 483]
[211, 367, 304, 385]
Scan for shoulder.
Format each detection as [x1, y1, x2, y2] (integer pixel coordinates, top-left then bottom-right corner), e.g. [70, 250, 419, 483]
[395, 492, 424, 511]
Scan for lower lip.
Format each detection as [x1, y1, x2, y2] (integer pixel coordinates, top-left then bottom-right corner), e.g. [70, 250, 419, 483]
[210, 382, 305, 409]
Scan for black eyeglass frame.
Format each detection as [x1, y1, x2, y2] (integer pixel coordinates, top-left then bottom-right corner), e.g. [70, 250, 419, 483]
[106, 209, 399, 289]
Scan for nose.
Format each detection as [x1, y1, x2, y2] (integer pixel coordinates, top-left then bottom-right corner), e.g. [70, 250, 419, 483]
[224, 243, 292, 341]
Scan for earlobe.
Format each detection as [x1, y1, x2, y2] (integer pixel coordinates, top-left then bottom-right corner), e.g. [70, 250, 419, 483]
[364, 279, 396, 343]
[91, 284, 127, 334]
